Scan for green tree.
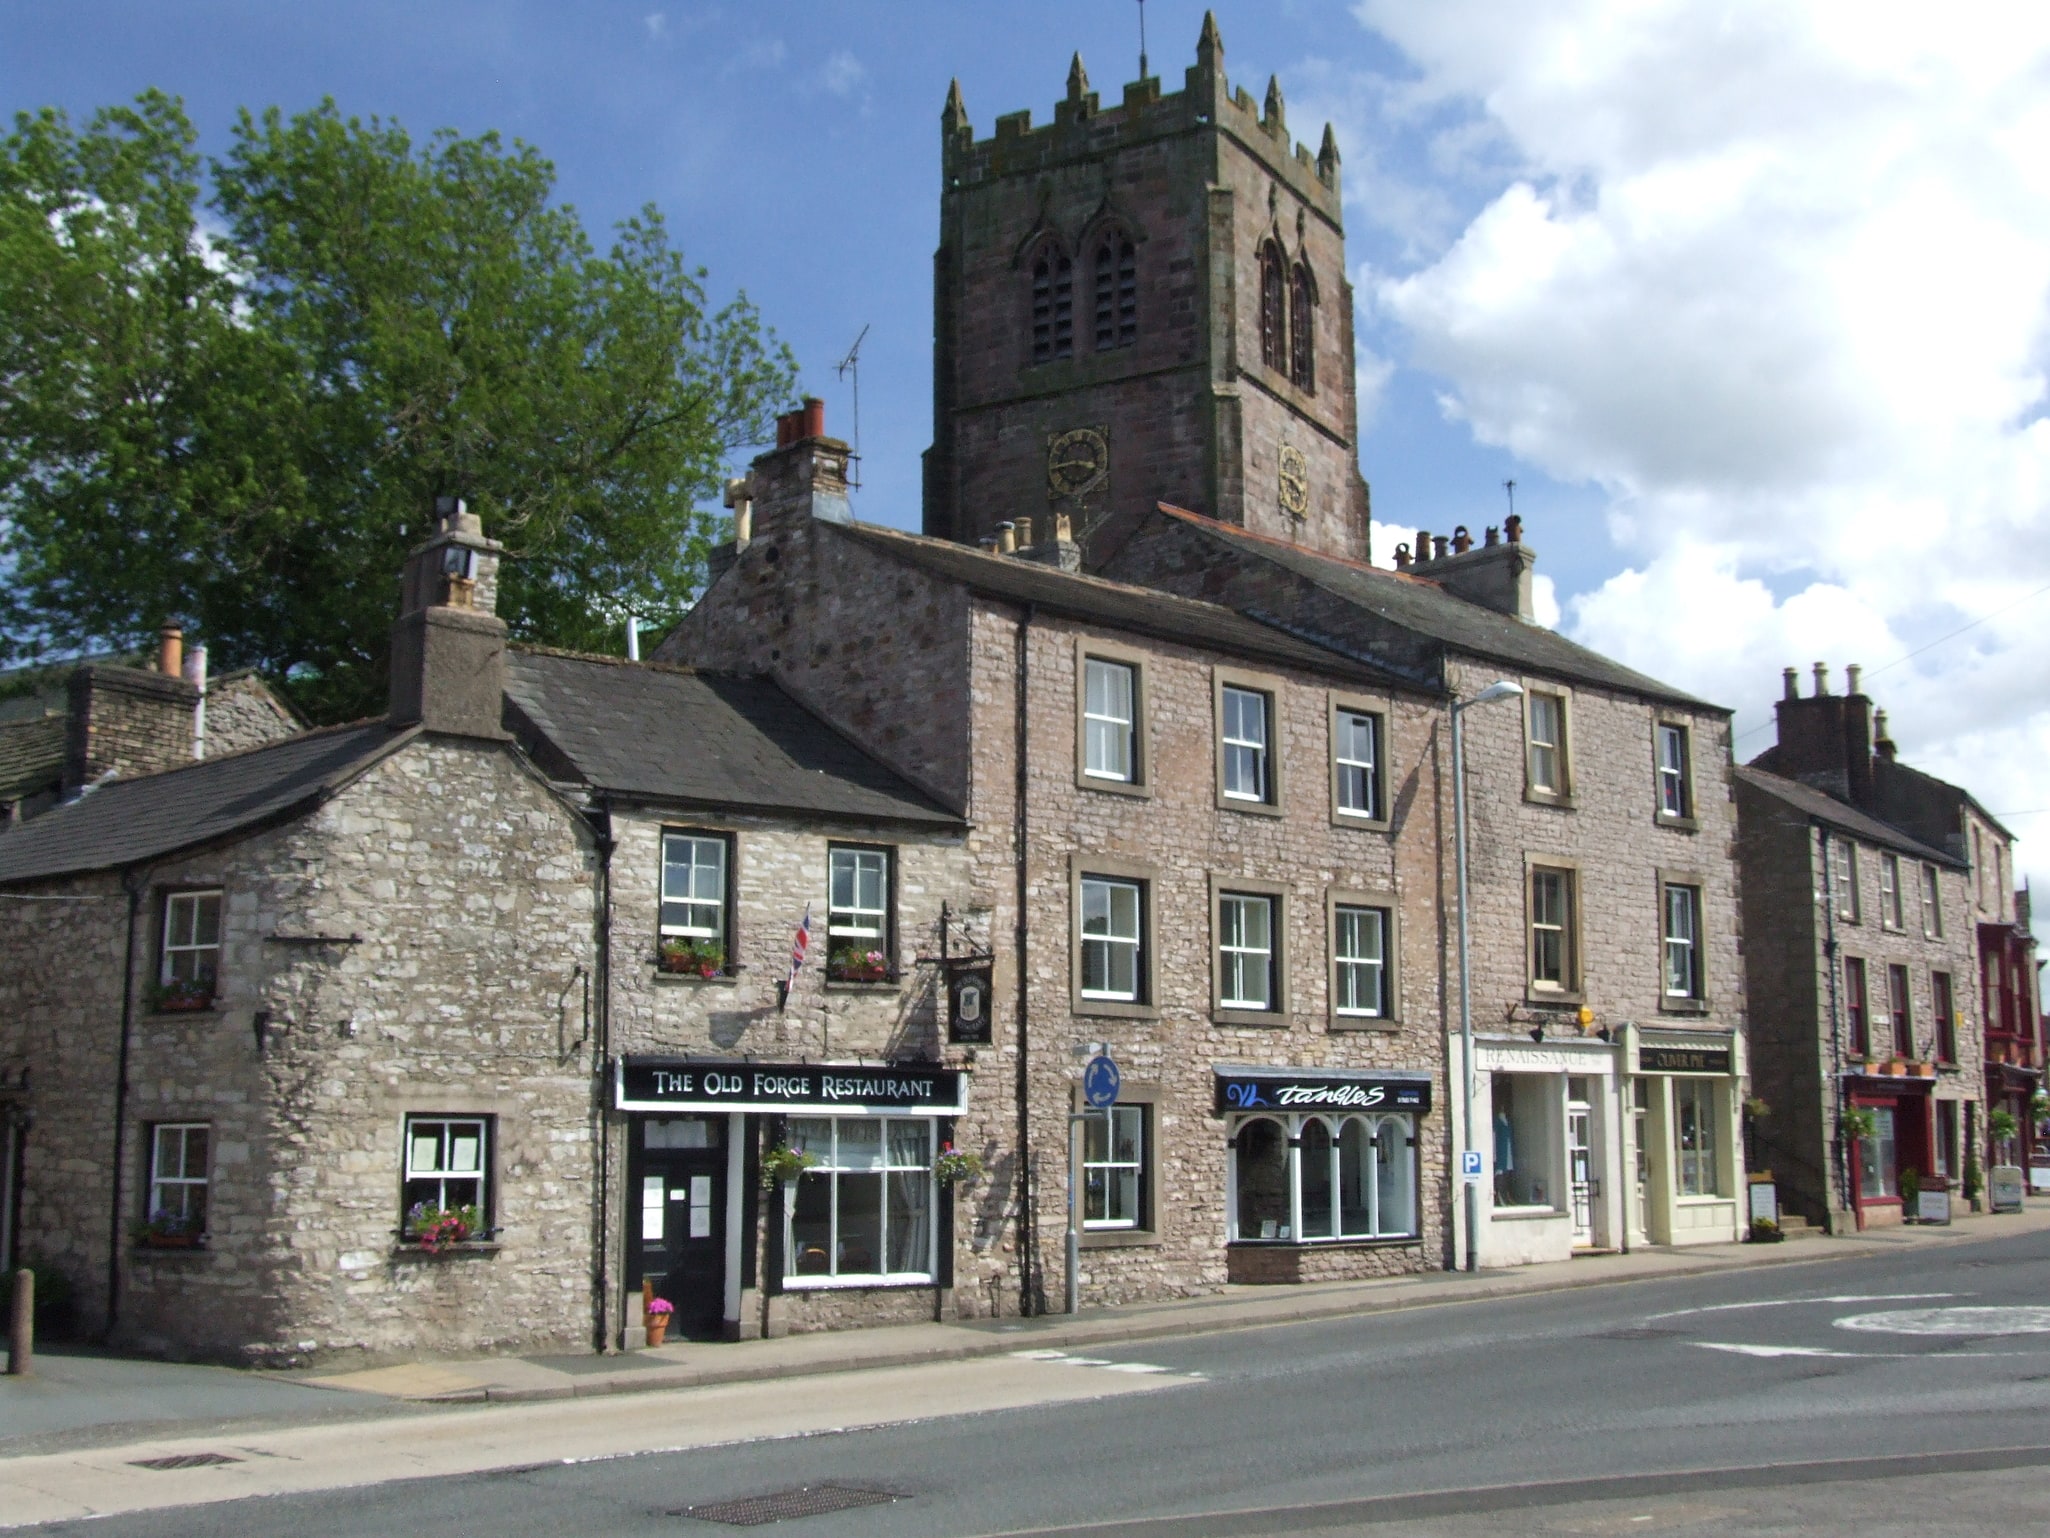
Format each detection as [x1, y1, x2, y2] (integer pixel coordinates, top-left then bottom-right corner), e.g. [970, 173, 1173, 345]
[0, 92, 795, 721]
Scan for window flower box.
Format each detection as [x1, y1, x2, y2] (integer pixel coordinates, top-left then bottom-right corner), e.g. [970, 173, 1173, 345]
[405, 1201, 484, 1253]
[826, 946, 891, 984]
[149, 978, 215, 1013]
[657, 939, 725, 978]
[133, 1209, 205, 1248]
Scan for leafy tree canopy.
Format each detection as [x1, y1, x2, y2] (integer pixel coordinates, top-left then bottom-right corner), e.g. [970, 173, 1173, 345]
[0, 91, 796, 721]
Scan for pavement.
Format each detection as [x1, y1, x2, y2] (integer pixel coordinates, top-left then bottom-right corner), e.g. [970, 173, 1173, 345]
[8, 1199, 2050, 1446]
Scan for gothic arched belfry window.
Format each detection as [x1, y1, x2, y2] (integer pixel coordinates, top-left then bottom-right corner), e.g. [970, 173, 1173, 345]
[1290, 263, 1315, 393]
[1032, 247, 1074, 363]
[1259, 242, 1286, 371]
[1094, 237, 1136, 350]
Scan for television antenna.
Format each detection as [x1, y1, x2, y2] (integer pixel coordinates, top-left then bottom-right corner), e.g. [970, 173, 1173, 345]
[1137, 0, 1148, 78]
[835, 323, 870, 492]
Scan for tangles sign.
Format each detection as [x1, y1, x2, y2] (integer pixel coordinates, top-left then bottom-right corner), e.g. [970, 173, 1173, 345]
[1214, 1068, 1431, 1116]
[617, 1058, 967, 1116]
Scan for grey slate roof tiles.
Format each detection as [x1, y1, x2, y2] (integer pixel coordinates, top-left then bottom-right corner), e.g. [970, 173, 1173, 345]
[830, 522, 1415, 689]
[1733, 764, 1964, 867]
[503, 649, 961, 827]
[1149, 505, 1722, 710]
[0, 721, 412, 886]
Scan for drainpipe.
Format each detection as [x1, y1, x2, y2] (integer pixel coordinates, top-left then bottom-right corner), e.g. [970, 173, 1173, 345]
[1012, 605, 1038, 1316]
[588, 796, 616, 1351]
[1819, 826, 1848, 1221]
[106, 871, 144, 1338]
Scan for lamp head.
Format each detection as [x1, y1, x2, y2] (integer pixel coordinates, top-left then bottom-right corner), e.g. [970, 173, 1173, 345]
[1472, 680, 1524, 706]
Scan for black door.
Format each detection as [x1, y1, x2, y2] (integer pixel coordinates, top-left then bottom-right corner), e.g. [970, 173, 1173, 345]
[631, 1116, 728, 1340]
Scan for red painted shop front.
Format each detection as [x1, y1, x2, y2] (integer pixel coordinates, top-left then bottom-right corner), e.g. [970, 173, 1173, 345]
[1847, 1075, 1933, 1229]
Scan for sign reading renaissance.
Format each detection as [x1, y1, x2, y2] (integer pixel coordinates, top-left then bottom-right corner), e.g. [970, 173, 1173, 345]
[1213, 1068, 1432, 1116]
[617, 1057, 967, 1116]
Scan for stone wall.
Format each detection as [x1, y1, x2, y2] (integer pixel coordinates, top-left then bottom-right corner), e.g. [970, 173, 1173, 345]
[0, 735, 601, 1366]
[63, 665, 198, 791]
[204, 673, 303, 757]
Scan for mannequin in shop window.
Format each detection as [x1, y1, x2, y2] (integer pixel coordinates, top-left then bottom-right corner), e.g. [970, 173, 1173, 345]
[1493, 1103, 1515, 1204]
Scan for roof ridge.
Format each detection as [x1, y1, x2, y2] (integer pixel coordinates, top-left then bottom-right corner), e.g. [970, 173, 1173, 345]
[510, 643, 699, 677]
[1734, 763, 1963, 865]
[84, 714, 391, 787]
[1152, 502, 1439, 586]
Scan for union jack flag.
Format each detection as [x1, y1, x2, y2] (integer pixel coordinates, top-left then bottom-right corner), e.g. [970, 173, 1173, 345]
[784, 903, 812, 993]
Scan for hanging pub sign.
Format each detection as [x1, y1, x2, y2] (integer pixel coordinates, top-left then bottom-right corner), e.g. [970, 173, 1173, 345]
[947, 960, 994, 1045]
[1213, 1066, 1432, 1116]
[617, 1057, 967, 1116]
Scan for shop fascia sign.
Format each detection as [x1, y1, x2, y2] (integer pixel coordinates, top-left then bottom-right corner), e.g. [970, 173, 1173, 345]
[1213, 1066, 1432, 1116]
[1638, 1045, 1733, 1076]
[617, 1057, 967, 1115]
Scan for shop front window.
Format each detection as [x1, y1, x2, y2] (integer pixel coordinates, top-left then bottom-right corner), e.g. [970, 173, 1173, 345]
[1235, 1113, 1417, 1242]
[1857, 1106, 1898, 1200]
[1491, 1072, 1558, 1209]
[1674, 1080, 1721, 1197]
[784, 1117, 933, 1284]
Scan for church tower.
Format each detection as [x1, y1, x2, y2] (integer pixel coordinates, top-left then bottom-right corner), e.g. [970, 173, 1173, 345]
[922, 12, 1371, 567]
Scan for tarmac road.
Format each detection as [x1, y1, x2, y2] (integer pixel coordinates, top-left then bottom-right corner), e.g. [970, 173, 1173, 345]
[10, 1224, 2050, 1536]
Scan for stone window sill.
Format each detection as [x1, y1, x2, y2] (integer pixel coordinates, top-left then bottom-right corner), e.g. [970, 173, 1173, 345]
[1328, 1015, 1400, 1033]
[145, 1007, 219, 1021]
[1655, 813, 1701, 833]
[1491, 1206, 1566, 1222]
[1658, 998, 1713, 1016]
[1213, 1008, 1290, 1029]
[1331, 811, 1393, 835]
[133, 1240, 210, 1255]
[652, 971, 739, 988]
[1080, 1229, 1162, 1250]
[1079, 774, 1152, 801]
[1524, 790, 1576, 810]
[392, 1241, 502, 1258]
[1218, 796, 1286, 819]
[823, 977, 901, 993]
[1226, 1236, 1419, 1250]
[1073, 998, 1161, 1022]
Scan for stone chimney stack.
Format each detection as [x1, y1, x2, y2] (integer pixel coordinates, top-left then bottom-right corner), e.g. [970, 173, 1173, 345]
[747, 398, 852, 542]
[1765, 660, 1876, 808]
[1013, 509, 1083, 572]
[62, 638, 201, 795]
[1408, 519, 1539, 620]
[388, 496, 509, 739]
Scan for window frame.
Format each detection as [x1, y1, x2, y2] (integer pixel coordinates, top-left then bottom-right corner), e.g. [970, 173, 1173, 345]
[1887, 962, 1913, 1058]
[1070, 855, 1159, 1020]
[1029, 244, 1074, 365]
[825, 842, 896, 985]
[1844, 955, 1870, 1058]
[1526, 859, 1582, 1000]
[1213, 668, 1286, 817]
[1328, 886, 1400, 1029]
[1933, 969, 1957, 1063]
[1920, 863, 1944, 939]
[781, 1115, 935, 1287]
[401, 1113, 493, 1234]
[1829, 838, 1860, 923]
[1878, 853, 1904, 931]
[1657, 871, 1709, 1011]
[1522, 686, 1575, 806]
[1258, 240, 1286, 372]
[1673, 1079, 1724, 1199]
[1328, 693, 1390, 831]
[1211, 875, 1289, 1025]
[1091, 235, 1137, 352]
[1074, 1084, 1162, 1246]
[156, 886, 223, 1006]
[1654, 720, 1697, 827]
[145, 1121, 211, 1237]
[1288, 261, 1316, 393]
[1073, 638, 1150, 798]
[658, 828, 736, 974]
[1228, 1110, 1421, 1244]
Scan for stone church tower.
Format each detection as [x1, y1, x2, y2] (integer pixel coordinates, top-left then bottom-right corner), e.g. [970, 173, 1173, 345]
[922, 13, 1372, 568]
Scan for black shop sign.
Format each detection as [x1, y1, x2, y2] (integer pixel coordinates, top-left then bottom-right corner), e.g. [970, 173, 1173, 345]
[1639, 1045, 1732, 1076]
[617, 1058, 966, 1115]
[1214, 1068, 1432, 1116]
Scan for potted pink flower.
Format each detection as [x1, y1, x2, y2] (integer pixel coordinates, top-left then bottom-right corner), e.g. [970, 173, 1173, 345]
[645, 1295, 675, 1347]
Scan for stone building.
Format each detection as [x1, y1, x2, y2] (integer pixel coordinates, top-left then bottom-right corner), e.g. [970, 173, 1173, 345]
[667, 412, 1451, 1308]
[0, 501, 978, 1361]
[1103, 511, 1748, 1264]
[923, 15, 1373, 569]
[1737, 665, 2004, 1229]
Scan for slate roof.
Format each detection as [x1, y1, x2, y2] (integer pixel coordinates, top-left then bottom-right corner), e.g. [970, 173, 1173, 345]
[829, 523, 1414, 690]
[503, 650, 962, 828]
[0, 721, 412, 886]
[1733, 765, 1964, 867]
[1146, 506, 1721, 710]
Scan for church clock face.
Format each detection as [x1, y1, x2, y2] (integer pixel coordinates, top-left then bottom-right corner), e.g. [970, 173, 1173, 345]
[1278, 444, 1309, 520]
[1046, 426, 1110, 500]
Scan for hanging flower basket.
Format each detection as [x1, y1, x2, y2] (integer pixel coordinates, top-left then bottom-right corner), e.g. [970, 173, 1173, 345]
[759, 1144, 819, 1191]
[1840, 1106, 1878, 1141]
[932, 1143, 984, 1187]
[658, 938, 725, 978]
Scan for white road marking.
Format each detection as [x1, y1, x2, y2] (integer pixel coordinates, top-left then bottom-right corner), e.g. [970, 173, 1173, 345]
[1646, 1292, 1957, 1321]
[1692, 1342, 1882, 1359]
[1835, 1306, 2050, 1336]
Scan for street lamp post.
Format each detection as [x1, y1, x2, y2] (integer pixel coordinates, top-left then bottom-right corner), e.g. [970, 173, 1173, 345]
[1453, 680, 1523, 1273]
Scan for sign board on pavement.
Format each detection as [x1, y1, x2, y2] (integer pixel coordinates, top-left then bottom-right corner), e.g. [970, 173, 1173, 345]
[1990, 1165, 2026, 1213]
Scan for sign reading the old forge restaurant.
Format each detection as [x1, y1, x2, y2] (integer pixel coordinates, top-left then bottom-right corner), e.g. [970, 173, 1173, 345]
[617, 1058, 966, 1115]
[1213, 1069, 1432, 1116]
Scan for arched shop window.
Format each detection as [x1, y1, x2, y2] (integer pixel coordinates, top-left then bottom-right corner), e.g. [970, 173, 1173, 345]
[1234, 1117, 1291, 1241]
[1233, 1113, 1419, 1242]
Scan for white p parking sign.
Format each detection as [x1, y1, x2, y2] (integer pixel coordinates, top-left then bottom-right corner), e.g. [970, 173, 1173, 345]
[1461, 1149, 1484, 1183]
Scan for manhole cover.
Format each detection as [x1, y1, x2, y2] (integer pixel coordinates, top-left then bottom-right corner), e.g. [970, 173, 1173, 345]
[1837, 1306, 2050, 1336]
[678, 1485, 903, 1526]
[129, 1452, 244, 1471]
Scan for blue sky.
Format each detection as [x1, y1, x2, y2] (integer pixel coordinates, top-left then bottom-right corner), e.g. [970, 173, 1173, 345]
[8, 1, 2050, 901]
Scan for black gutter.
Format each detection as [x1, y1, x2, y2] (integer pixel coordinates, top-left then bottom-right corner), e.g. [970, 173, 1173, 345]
[588, 795, 616, 1352]
[1013, 603, 1040, 1316]
[106, 871, 143, 1338]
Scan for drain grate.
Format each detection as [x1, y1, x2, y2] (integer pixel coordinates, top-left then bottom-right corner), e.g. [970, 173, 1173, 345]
[678, 1484, 904, 1526]
[129, 1452, 244, 1471]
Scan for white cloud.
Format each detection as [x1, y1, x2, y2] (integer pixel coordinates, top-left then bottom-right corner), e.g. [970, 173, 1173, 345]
[819, 49, 867, 100]
[644, 12, 665, 40]
[1350, 0, 2050, 913]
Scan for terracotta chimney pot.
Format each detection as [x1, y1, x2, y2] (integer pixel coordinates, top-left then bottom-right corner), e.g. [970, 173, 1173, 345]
[158, 625, 183, 678]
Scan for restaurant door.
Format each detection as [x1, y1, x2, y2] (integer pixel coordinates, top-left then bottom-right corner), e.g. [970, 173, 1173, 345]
[630, 1116, 728, 1340]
